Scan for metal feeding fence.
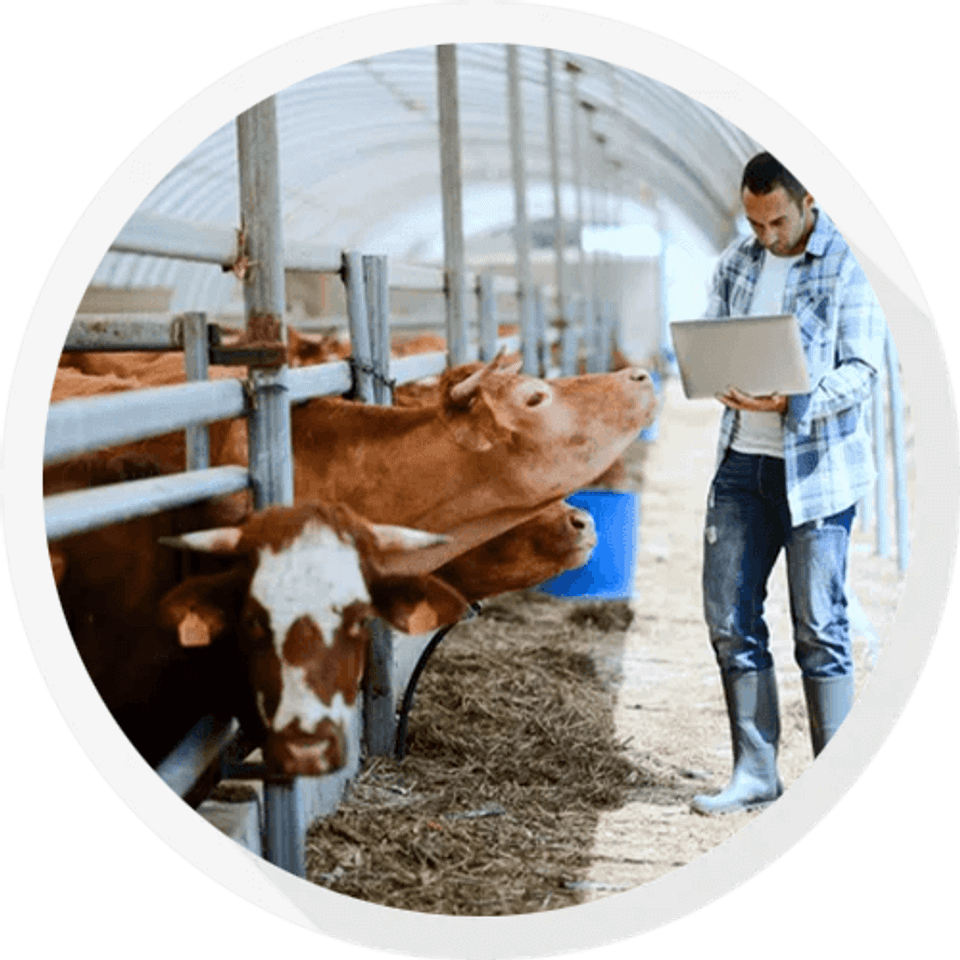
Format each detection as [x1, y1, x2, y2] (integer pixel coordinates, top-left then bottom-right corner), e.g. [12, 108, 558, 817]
[43, 82, 625, 877]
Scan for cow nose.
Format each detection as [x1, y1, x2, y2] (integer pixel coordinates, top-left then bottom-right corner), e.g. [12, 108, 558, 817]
[568, 508, 594, 534]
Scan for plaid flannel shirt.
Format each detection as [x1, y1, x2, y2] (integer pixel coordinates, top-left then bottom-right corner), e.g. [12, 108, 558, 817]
[704, 208, 887, 525]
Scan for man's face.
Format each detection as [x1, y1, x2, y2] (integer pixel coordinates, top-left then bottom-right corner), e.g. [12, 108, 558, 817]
[742, 186, 815, 257]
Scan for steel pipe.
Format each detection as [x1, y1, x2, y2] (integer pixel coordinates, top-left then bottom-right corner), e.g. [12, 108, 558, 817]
[45, 466, 251, 541]
[44, 378, 246, 465]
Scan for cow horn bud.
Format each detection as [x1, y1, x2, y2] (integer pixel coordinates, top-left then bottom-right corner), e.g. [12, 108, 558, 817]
[448, 366, 487, 405]
[158, 527, 244, 553]
[448, 349, 523, 405]
[367, 524, 449, 553]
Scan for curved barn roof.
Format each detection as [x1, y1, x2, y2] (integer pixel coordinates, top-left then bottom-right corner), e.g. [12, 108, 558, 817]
[92, 43, 760, 312]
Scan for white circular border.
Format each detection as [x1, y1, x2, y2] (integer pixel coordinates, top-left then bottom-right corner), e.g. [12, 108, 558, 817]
[4, 4, 957, 958]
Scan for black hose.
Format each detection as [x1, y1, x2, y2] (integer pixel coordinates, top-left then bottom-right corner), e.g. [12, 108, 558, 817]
[393, 602, 482, 760]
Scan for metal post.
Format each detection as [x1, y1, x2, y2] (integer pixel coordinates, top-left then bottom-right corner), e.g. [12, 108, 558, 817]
[363, 255, 391, 405]
[587, 130, 603, 374]
[560, 295, 578, 376]
[237, 98, 286, 342]
[545, 49, 567, 356]
[859, 402, 876, 531]
[436, 45, 468, 367]
[599, 301, 612, 373]
[566, 61, 586, 308]
[359, 252, 399, 753]
[181, 312, 210, 471]
[477, 274, 499, 363]
[343, 251, 375, 404]
[533, 286, 546, 376]
[506, 44, 537, 376]
[886, 333, 910, 573]
[657, 202, 673, 367]
[873, 368, 890, 558]
[236, 97, 294, 513]
[363, 618, 395, 757]
[611, 158, 625, 361]
[237, 97, 306, 878]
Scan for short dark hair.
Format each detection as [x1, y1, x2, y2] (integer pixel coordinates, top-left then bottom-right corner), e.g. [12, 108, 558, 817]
[741, 152, 808, 208]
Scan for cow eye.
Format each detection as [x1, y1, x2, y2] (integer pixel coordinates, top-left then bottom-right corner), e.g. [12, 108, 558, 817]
[526, 390, 548, 407]
[244, 608, 270, 641]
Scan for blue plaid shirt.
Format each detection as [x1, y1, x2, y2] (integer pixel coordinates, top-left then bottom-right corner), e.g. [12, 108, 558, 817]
[705, 209, 887, 526]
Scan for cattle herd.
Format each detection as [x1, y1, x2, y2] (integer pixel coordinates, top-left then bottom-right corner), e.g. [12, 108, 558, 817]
[46, 329, 657, 783]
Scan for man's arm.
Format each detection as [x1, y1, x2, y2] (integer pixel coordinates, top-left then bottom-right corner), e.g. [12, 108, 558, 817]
[785, 255, 886, 433]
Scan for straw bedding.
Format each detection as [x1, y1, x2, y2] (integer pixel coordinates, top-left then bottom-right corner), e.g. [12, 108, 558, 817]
[305, 590, 671, 915]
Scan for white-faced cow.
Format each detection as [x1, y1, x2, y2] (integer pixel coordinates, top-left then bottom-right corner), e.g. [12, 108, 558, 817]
[155, 501, 470, 775]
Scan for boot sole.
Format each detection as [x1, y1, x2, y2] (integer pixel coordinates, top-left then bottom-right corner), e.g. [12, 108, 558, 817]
[690, 797, 777, 817]
[690, 793, 782, 816]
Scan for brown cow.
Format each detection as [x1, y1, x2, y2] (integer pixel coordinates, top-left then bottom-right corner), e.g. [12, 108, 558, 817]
[433, 499, 596, 602]
[47, 448, 247, 766]
[281, 353, 655, 538]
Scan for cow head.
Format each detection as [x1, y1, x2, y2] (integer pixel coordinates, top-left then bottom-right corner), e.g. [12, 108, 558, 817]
[417, 353, 656, 527]
[157, 502, 470, 776]
[435, 501, 597, 601]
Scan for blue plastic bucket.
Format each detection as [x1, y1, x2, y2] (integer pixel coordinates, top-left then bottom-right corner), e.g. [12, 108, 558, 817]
[537, 490, 639, 600]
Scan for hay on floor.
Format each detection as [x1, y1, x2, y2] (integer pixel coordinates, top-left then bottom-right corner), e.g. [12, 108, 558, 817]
[306, 591, 671, 915]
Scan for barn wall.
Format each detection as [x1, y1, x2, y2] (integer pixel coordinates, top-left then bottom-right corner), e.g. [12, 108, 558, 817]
[77, 285, 174, 314]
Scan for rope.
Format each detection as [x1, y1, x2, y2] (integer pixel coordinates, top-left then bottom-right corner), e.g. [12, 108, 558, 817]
[348, 355, 397, 398]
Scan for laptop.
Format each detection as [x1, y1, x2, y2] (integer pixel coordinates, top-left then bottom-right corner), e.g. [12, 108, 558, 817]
[669, 314, 811, 400]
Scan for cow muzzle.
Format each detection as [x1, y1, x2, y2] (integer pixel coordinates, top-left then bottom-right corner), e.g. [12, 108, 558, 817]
[625, 367, 658, 426]
[263, 718, 348, 776]
[568, 507, 597, 549]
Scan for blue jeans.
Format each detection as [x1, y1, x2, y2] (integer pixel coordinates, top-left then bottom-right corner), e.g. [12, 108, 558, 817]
[702, 450, 856, 679]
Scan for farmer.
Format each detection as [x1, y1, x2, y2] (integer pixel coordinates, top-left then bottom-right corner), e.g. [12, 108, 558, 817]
[691, 152, 887, 815]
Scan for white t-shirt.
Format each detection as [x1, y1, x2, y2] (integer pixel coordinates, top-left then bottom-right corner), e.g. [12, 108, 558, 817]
[730, 251, 804, 458]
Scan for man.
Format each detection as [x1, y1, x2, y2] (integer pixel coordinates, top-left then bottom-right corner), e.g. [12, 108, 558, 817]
[691, 152, 887, 816]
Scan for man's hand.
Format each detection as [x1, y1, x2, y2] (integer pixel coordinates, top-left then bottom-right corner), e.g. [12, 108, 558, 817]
[716, 385, 788, 414]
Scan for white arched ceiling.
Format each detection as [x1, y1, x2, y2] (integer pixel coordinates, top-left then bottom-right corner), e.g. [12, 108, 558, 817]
[91, 42, 760, 311]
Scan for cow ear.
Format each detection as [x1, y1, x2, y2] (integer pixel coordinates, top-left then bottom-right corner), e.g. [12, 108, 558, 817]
[443, 389, 515, 453]
[49, 546, 67, 588]
[157, 571, 246, 647]
[368, 575, 470, 635]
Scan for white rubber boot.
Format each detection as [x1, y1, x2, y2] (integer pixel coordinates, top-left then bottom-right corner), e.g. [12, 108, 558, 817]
[691, 667, 783, 815]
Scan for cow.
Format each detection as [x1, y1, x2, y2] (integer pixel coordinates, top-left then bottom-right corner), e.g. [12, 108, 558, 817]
[432, 498, 596, 602]
[154, 501, 475, 776]
[280, 353, 655, 537]
[56, 490, 471, 775]
[285, 327, 351, 368]
[47, 449, 247, 766]
[391, 362, 631, 491]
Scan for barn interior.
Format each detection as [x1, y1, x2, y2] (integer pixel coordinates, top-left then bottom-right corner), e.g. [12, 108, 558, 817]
[44, 43, 913, 911]
[83, 44, 749, 360]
